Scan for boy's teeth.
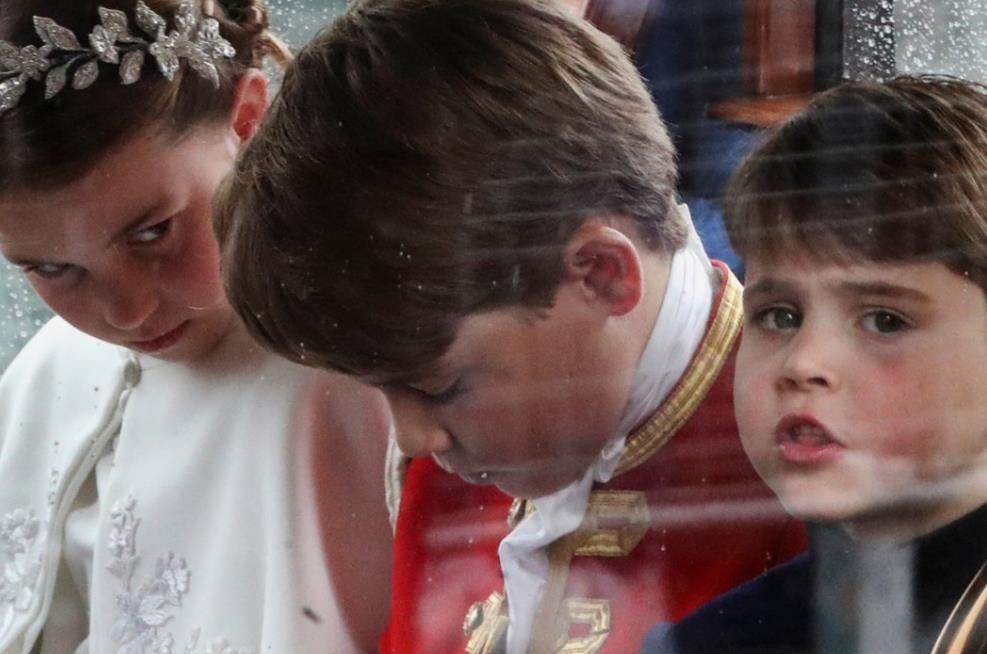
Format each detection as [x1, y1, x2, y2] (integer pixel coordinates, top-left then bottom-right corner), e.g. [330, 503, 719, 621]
[790, 424, 831, 444]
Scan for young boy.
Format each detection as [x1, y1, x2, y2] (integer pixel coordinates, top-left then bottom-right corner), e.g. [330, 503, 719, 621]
[214, 0, 804, 651]
[641, 76, 987, 654]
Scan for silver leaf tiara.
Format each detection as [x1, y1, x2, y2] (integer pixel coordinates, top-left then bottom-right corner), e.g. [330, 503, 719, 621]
[0, 1, 236, 116]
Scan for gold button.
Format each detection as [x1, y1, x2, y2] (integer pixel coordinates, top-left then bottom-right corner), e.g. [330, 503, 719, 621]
[463, 601, 484, 636]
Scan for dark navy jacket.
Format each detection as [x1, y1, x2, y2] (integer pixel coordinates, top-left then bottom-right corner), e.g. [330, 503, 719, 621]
[641, 505, 987, 654]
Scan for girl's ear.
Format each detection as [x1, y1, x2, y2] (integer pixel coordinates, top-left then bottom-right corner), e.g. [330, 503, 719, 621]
[562, 222, 644, 317]
[229, 69, 269, 143]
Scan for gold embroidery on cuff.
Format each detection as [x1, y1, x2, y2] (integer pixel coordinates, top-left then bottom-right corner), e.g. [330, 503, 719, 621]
[464, 591, 509, 654]
[573, 491, 649, 557]
[556, 598, 611, 654]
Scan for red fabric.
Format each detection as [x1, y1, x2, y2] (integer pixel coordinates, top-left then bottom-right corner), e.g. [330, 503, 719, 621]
[381, 267, 806, 653]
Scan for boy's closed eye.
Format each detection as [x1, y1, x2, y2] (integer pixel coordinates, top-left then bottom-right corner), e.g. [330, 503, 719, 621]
[407, 377, 469, 405]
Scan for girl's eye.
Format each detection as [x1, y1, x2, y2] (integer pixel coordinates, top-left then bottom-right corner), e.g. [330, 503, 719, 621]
[25, 263, 70, 280]
[130, 219, 172, 244]
[861, 310, 910, 334]
[754, 306, 802, 331]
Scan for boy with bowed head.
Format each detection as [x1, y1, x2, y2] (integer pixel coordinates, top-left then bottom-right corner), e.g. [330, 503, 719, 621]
[641, 77, 987, 654]
[215, 0, 805, 652]
[0, 0, 392, 651]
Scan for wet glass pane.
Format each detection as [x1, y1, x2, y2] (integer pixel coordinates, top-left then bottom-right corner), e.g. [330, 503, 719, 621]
[896, 0, 987, 82]
[0, 260, 50, 371]
[846, 0, 987, 82]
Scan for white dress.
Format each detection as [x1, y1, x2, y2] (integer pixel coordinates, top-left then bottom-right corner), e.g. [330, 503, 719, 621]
[0, 318, 354, 653]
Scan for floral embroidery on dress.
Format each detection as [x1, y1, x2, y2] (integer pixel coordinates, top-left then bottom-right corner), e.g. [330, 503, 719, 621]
[106, 496, 254, 654]
[0, 508, 45, 640]
[203, 638, 254, 654]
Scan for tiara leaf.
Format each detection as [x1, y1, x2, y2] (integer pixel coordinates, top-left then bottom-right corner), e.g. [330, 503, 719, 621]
[44, 64, 68, 99]
[0, 2, 236, 116]
[0, 77, 26, 113]
[175, 4, 198, 35]
[135, 2, 168, 39]
[91, 26, 120, 64]
[98, 8, 131, 37]
[34, 17, 82, 51]
[0, 43, 19, 70]
[73, 60, 100, 90]
[120, 50, 145, 85]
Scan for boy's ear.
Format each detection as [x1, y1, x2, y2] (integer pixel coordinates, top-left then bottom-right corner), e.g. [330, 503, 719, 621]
[563, 222, 643, 316]
[229, 69, 269, 143]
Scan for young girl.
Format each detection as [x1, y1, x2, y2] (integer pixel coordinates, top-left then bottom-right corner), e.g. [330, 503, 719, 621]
[0, 1, 392, 651]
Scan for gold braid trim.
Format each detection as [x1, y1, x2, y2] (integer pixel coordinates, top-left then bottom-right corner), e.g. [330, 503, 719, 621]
[384, 424, 409, 533]
[932, 561, 987, 654]
[614, 267, 743, 476]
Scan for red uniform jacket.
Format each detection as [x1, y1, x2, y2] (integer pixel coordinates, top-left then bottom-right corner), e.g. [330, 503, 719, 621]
[381, 265, 806, 654]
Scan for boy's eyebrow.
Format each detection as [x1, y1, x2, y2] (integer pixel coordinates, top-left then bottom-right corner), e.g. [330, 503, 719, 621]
[743, 277, 795, 300]
[834, 281, 931, 303]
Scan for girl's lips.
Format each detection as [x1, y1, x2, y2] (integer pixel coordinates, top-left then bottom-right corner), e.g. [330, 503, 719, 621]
[774, 413, 845, 465]
[130, 321, 189, 354]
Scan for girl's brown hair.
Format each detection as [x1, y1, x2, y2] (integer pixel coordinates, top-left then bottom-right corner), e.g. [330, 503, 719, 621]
[725, 76, 987, 292]
[0, 0, 289, 194]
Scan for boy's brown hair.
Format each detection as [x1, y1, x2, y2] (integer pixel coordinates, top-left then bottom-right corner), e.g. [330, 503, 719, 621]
[725, 76, 987, 292]
[215, 0, 683, 381]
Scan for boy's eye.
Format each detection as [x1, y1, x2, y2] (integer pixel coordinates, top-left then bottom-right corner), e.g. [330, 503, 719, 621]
[25, 262, 70, 280]
[415, 378, 467, 405]
[130, 219, 172, 244]
[861, 310, 909, 334]
[754, 306, 802, 331]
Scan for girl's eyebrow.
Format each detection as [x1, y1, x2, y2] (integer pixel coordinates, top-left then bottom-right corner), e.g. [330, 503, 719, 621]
[106, 204, 164, 247]
[2, 202, 165, 267]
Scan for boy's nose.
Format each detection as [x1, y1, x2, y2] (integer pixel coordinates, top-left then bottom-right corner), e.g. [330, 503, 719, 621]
[777, 328, 840, 393]
[385, 389, 454, 458]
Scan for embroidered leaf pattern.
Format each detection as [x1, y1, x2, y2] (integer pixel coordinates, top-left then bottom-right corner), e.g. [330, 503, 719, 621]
[0, 508, 45, 641]
[105, 496, 258, 654]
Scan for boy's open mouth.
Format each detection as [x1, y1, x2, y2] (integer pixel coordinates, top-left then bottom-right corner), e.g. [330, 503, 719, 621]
[774, 414, 844, 465]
